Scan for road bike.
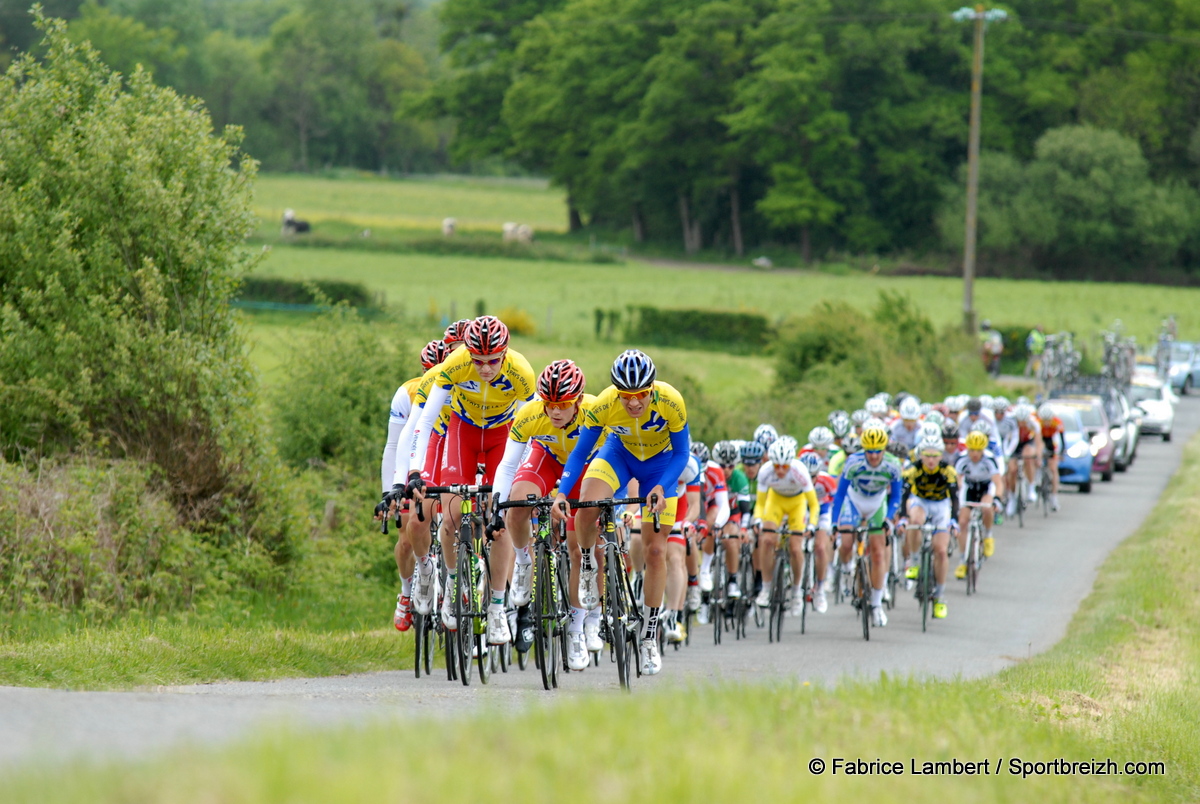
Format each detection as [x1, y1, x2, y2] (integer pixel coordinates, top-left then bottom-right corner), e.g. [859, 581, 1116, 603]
[496, 494, 570, 691]
[960, 502, 986, 596]
[569, 495, 658, 691]
[427, 484, 495, 687]
[913, 521, 936, 632]
[848, 523, 873, 642]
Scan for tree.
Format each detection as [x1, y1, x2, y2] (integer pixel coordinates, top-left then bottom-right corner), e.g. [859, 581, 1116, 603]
[0, 13, 289, 556]
[66, 1, 187, 82]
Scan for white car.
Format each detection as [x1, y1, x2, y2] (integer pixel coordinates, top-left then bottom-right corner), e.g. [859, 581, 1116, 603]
[1128, 379, 1177, 442]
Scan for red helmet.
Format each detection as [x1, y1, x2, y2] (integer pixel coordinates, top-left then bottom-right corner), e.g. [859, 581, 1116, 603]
[420, 339, 451, 371]
[443, 318, 472, 345]
[537, 359, 585, 402]
[463, 315, 509, 356]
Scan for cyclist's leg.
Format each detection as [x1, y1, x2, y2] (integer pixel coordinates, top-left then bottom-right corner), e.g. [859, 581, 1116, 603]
[722, 521, 740, 575]
[905, 499, 927, 573]
[665, 534, 687, 611]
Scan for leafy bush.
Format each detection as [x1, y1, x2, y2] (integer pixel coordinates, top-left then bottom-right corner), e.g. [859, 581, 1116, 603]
[497, 307, 537, 336]
[273, 306, 417, 470]
[239, 277, 375, 308]
[0, 16, 293, 564]
[626, 307, 772, 353]
[0, 458, 214, 616]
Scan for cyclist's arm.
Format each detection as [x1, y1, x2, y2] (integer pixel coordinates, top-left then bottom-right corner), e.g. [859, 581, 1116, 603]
[651, 424, 692, 494]
[390, 400, 424, 486]
[949, 481, 960, 521]
[831, 474, 850, 524]
[558, 424, 602, 499]
[886, 476, 903, 519]
[753, 486, 768, 520]
[406, 384, 450, 481]
[380, 387, 412, 493]
[804, 488, 819, 530]
[490, 438, 529, 503]
[709, 488, 730, 530]
[685, 488, 702, 523]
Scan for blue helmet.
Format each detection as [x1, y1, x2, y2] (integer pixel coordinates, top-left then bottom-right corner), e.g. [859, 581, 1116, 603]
[610, 349, 656, 392]
[739, 440, 765, 462]
[798, 451, 823, 476]
[753, 423, 778, 447]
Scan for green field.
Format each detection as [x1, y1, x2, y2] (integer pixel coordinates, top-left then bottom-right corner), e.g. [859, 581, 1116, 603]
[253, 173, 569, 233]
[249, 245, 1200, 348]
[8, 429, 1200, 802]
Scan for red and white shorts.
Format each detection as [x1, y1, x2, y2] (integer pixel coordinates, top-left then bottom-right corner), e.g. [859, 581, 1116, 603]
[438, 414, 511, 485]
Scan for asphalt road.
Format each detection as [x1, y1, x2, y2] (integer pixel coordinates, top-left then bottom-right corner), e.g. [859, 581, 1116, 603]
[3, 398, 1196, 768]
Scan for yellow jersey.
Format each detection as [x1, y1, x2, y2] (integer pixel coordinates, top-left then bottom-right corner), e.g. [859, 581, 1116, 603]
[508, 395, 605, 465]
[435, 346, 536, 429]
[413, 364, 451, 434]
[583, 382, 687, 461]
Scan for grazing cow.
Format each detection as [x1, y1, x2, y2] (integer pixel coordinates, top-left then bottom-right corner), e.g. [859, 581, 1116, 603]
[502, 222, 518, 242]
[516, 224, 534, 244]
[281, 208, 311, 236]
[442, 217, 457, 237]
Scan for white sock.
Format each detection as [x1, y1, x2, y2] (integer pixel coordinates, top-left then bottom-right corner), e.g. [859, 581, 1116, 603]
[870, 587, 884, 608]
[418, 554, 434, 574]
[514, 546, 532, 565]
[400, 576, 412, 596]
[760, 581, 772, 596]
[585, 606, 601, 623]
[570, 606, 586, 633]
[701, 553, 714, 574]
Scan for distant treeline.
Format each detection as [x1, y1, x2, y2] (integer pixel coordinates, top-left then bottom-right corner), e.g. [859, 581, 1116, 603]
[8, 0, 1200, 276]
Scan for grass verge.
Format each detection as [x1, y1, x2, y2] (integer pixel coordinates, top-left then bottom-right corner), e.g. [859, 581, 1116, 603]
[4, 431, 1199, 800]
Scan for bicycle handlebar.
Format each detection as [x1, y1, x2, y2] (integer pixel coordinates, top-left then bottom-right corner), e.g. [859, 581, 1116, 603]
[497, 494, 553, 510]
[425, 484, 493, 495]
[568, 494, 661, 532]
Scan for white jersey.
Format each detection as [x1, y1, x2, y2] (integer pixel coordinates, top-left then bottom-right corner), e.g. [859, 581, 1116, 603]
[758, 459, 815, 497]
[677, 453, 702, 495]
[954, 452, 1001, 486]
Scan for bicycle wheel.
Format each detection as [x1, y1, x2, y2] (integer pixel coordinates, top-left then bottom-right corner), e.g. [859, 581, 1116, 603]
[454, 541, 473, 686]
[919, 548, 932, 633]
[768, 552, 785, 644]
[1017, 478, 1025, 528]
[606, 545, 631, 691]
[853, 556, 870, 642]
[555, 548, 571, 678]
[711, 546, 726, 646]
[534, 544, 555, 691]
[966, 526, 980, 596]
[886, 535, 900, 611]
[800, 550, 814, 636]
[476, 547, 493, 686]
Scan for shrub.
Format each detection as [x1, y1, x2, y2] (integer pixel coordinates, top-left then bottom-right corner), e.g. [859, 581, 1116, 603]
[238, 277, 375, 308]
[273, 306, 417, 470]
[0, 458, 213, 616]
[626, 306, 772, 353]
[497, 307, 537, 336]
[0, 16, 292, 565]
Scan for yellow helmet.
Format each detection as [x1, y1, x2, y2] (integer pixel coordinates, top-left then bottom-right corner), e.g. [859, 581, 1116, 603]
[860, 426, 889, 451]
[965, 431, 989, 451]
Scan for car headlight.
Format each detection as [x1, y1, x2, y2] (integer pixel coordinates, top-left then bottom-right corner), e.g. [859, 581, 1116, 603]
[1170, 365, 1184, 376]
[1110, 427, 1125, 440]
[1067, 442, 1089, 459]
[1090, 434, 1108, 455]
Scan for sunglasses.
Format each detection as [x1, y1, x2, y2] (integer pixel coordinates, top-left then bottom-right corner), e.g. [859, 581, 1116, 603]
[921, 451, 942, 458]
[743, 459, 761, 466]
[617, 389, 651, 401]
[720, 463, 736, 470]
[471, 356, 504, 367]
[864, 449, 883, 455]
[543, 399, 578, 411]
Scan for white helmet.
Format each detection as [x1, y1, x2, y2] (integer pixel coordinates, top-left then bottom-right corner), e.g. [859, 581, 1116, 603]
[978, 394, 995, 410]
[807, 426, 834, 449]
[946, 396, 965, 413]
[865, 397, 888, 416]
[863, 417, 887, 430]
[919, 421, 942, 440]
[851, 409, 870, 426]
[918, 434, 944, 453]
[919, 402, 933, 416]
[1038, 403, 1055, 422]
[898, 398, 921, 420]
[776, 435, 799, 456]
[992, 395, 1010, 411]
[768, 439, 796, 465]
[1013, 403, 1033, 422]
[924, 410, 945, 426]
[753, 423, 778, 447]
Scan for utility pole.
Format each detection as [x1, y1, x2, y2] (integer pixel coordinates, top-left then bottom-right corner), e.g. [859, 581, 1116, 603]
[953, 5, 1006, 335]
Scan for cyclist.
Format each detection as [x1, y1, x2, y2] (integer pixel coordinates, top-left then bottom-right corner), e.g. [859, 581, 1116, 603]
[753, 439, 820, 611]
[487, 359, 603, 668]
[662, 448, 704, 644]
[394, 316, 536, 645]
[553, 350, 690, 676]
[901, 433, 960, 620]
[954, 431, 1004, 576]
[753, 423, 778, 449]
[1025, 325, 1046, 377]
[378, 338, 451, 632]
[941, 421, 963, 464]
[889, 397, 923, 454]
[799, 426, 840, 473]
[830, 425, 904, 627]
[1007, 403, 1043, 514]
[1038, 403, 1064, 511]
[799, 450, 838, 614]
[992, 396, 1017, 475]
[957, 398, 996, 442]
[828, 410, 852, 449]
[700, 441, 737, 598]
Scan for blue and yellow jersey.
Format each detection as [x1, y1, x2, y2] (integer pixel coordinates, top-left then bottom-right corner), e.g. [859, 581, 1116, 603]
[508, 395, 604, 465]
[413, 364, 452, 434]
[582, 382, 687, 460]
[434, 345, 536, 429]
